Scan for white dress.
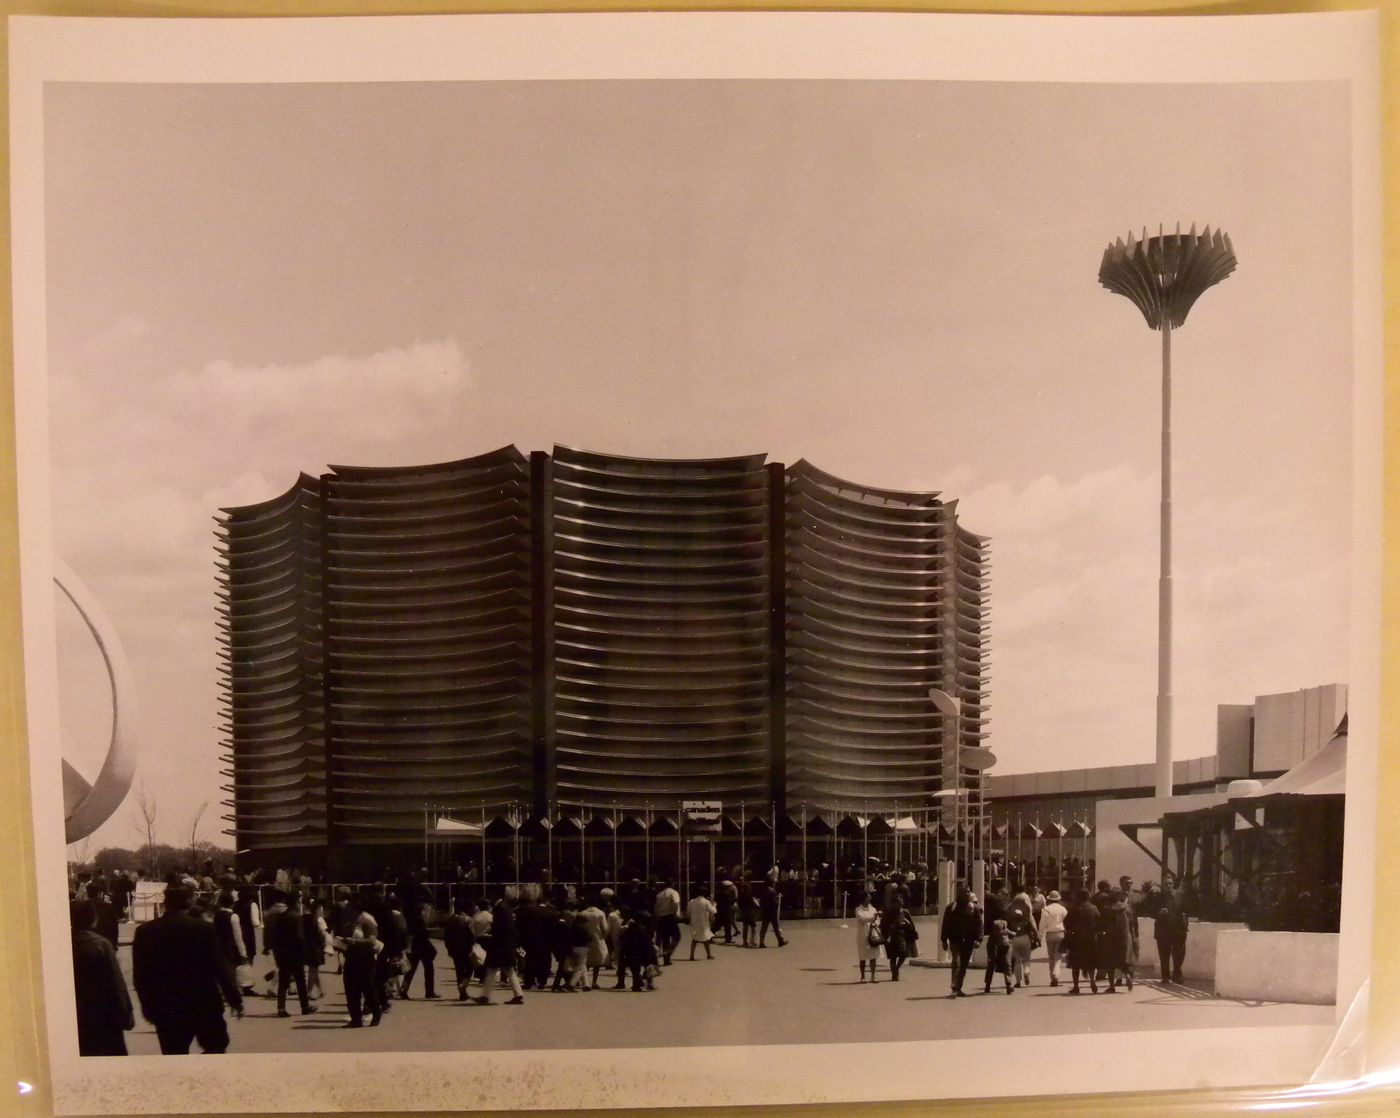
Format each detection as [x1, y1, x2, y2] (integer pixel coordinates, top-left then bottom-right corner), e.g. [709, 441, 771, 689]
[688, 896, 717, 942]
[854, 903, 880, 962]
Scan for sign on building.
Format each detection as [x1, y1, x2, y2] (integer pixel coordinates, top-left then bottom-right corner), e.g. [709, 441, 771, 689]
[681, 800, 723, 835]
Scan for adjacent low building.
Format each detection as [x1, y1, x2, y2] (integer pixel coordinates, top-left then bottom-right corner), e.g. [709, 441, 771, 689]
[986, 683, 1347, 885]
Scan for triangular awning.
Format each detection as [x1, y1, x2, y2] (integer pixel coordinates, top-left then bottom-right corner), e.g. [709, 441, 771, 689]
[428, 815, 484, 837]
[1066, 820, 1092, 838]
[1043, 821, 1068, 838]
[1017, 821, 1043, 840]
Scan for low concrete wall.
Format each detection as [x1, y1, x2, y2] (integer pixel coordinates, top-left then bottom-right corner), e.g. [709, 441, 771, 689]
[1134, 918, 1247, 982]
[1215, 929, 1338, 1005]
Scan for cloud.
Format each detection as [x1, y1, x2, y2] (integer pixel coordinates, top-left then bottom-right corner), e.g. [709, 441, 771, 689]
[47, 328, 478, 849]
[955, 464, 1348, 776]
[166, 341, 474, 447]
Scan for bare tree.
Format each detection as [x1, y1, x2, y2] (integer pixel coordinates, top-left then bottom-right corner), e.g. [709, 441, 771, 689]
[67, 833, 93, 869]
[132, 779, 160, 877]
[188, 801, 209, 871]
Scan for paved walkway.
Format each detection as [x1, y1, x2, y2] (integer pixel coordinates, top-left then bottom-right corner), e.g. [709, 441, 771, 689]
[116, 918, 1331, 1055]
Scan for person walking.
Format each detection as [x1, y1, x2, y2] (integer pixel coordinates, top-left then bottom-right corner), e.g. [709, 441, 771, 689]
[561, 914, 593, 991]
[758, 881, 787, 947]
[516, 896, 555, 992]
[85, 883, 121, 949]
[653, 880, 682, 965]
[401, 896, 440, 1000]
[259, 890, 288, 998]
[939, 886, 982, 997]
[336, 904, 383, 1027]
[1095, 889, 1135, 993]
[1005, 891, 1037, 988]
[302, 897, 329, 1001]
[879, 899, 916, 982]
[579, 896, 610, 988]
[71, 898, 134, 1056]
[686, 888, 717, 961]
[478, 899, 525, 1005]
[1063, 889, 1100, 994]
[1038, 890, 1068, 987]
[982, 916, 1014, 995]
[211, 892, 244, 976]
[232, 886, 259, 991]
[716, 879, 738, 944]
[605, 900, 626, 982]
[1153, 889, 1190, 983]
[268, 893, 317, 1018]
[131, 885, 244, 1054]
[618, 911, 658, 992]
[441, 901, 476, 1000]
[854, 892, 881, 983]
[737, 879, 758, 948]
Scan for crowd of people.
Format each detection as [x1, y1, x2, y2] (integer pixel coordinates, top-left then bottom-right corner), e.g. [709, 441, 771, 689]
[935, 875, 1190, 996]
[70, 860, 1191, 1057]
[67, 865, 810, 1055]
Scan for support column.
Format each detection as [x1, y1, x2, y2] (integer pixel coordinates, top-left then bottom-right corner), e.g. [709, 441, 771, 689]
[1156, 321, 1174, 798]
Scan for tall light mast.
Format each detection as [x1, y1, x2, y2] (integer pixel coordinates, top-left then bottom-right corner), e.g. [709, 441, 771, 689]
[1098, 224, 1237, 798]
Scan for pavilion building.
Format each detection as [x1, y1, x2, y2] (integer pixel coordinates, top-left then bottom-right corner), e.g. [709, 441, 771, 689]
[216, 446, 990, 877]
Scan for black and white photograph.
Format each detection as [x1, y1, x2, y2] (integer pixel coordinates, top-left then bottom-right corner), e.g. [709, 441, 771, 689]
[8, 10, 1384, 1113]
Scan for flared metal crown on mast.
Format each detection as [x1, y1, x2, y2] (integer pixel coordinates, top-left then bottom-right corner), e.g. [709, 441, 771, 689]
[1098, 224, 1237, 329]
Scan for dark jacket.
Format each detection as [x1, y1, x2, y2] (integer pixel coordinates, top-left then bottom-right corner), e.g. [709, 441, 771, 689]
[72, 928, 133, 1056]
[619, 919, 656, 966]
[442, 912, 475, 961]
[484, 905, 519, 968]
[982, 892, 1009, 935]
[131, 910, 241, 1026]
[1095, 901, 1134, 969]
[212, 908, 243, 966]
[268, 907, 308, 962]
[940, 901, 982, 947]
[1063, 900, 1100, 970]
[879, 906, 915, 957]
[1154, 897, 1190, 939]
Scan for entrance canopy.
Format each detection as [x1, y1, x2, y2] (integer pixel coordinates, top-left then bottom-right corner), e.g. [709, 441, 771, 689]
[428, 815, 485, 837]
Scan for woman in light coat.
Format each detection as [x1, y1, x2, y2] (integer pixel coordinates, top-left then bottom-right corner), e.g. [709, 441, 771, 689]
[854, 891, 881, 982]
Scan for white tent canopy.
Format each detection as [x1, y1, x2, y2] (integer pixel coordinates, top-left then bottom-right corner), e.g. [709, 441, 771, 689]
[1245, 730, 1347, 798]
[429, 815, 485, 836]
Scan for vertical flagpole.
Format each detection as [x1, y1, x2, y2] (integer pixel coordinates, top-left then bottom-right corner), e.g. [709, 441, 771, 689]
[740, 801, 746, 879]
[800, 804, 808, 914]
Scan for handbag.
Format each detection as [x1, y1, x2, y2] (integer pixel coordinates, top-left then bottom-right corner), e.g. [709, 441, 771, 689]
[867, 921, 885, 947]
[468, 942, 487, 967]
[645, 963, 661, 979]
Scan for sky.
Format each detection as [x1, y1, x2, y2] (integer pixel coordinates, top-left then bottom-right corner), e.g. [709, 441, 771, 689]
[40, 78, 1354, 854]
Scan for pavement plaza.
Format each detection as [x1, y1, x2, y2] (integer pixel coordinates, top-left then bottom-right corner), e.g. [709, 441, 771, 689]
[115, 918, 1331, 1056]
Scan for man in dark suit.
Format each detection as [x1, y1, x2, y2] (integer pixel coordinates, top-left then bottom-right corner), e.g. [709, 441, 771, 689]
[268, 892, 316, 1017]
[71, 899, 133, 1055]
[132, 885, 243, 1054]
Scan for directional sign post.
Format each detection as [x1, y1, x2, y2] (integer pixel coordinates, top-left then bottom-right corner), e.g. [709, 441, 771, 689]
[681, 801, 722, 897]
